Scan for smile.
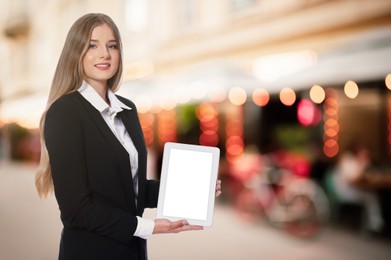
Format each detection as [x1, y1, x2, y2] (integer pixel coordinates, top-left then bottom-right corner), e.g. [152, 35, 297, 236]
[95, 63, 111, 70]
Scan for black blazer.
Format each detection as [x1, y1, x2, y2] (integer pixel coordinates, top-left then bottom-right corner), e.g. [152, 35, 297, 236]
[44, 91, 159, 260]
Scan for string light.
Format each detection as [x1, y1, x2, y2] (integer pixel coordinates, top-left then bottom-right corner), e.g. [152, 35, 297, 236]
[386, 74, 391, 90]
[310, 85, 325, 104]
[344, 80, 359, 99]
[323, 89, 339, 158]
[228, 87, 247, 106]
[280, 88, 296, 106]
[139, 113, 155, 147]
[197, 103, 219, 147]
[225, 105, 244, 164]
[157, 110, 177, 147]
[252, 88, 270, 107]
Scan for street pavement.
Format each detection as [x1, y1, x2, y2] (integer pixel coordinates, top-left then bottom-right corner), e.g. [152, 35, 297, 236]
[1, 162, 390, 260]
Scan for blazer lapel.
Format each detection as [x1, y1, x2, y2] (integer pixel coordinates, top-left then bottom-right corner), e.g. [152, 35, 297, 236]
[118, 109, 147, 214]
[76, 93, 137, 212]
[118, 111, 145, 153]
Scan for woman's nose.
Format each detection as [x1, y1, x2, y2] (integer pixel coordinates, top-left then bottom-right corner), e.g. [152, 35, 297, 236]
[100, 47, 111, 59]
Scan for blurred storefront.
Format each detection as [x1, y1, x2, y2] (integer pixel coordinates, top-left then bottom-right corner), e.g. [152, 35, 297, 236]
[1, 0, 391, 170]
[1, 0, 391, 241]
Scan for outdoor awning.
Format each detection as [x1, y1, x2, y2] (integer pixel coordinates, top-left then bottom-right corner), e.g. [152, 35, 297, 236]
[119, 27, 391, 108]
[2, 28, 391, 128]
[264, 28, 391, 92]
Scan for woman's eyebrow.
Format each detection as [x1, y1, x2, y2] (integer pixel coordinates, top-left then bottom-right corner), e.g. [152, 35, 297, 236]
[89, 39, 117, 43]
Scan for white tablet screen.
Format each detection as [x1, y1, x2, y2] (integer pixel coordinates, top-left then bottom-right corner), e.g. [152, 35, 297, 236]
[157, 142, 220, 226]
[163, 149, 212, 220]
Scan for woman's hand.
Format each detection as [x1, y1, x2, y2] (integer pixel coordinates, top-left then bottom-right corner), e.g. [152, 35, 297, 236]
[153, 219, 203, 234]
[215, 180, 222, 197]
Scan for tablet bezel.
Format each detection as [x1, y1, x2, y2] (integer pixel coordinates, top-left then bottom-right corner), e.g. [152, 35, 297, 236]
[156, 142, 220, 227]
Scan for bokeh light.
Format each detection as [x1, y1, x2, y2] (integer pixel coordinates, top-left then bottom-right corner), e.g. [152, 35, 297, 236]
[157, 110, 177, 146]
[323, 88, 339, 158]
[196, 103, 219, 147]
[225, 105, 244, 163]
[309, 85, 325, 104]
[252, 88, 270, 106]
[139, 113, 155, 146]
[297, 99, 322, 126]
[323, 139, 339, 158]
[280, 88, 296, 106]
[228, 87, 247, 106]
[386, 74, 391, 90]
[344, 80, 359, 99]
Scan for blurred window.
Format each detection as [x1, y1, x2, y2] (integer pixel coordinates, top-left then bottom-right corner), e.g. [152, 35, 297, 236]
[230, 0, 256, 11]
[125, 0, 149, 32]
[177, 0, 197, 31]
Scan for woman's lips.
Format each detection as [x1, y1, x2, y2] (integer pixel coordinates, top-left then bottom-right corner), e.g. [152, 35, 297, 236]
[95, 63, 111, 70]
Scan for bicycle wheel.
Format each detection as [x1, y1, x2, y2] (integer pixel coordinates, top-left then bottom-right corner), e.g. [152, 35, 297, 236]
[234, 187, 263, 222]
[284, 194, 321, 239]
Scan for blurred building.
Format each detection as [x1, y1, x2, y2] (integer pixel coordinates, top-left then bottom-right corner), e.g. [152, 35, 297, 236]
[1, 0, 391, 164]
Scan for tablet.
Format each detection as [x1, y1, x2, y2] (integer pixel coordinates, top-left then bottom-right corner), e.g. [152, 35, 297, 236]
[156, 142, 220, 227]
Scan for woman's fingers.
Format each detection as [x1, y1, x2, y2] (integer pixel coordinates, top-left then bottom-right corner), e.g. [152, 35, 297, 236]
[153, 219, 203, 234]
[215, 180, 222, 197]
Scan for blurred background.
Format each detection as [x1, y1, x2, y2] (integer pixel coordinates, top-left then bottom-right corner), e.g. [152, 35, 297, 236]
[1, 0, 391, 259]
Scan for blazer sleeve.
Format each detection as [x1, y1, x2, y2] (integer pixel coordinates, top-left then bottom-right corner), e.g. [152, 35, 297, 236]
[44, 97, 137, 244]
[145, 179, 159, 208]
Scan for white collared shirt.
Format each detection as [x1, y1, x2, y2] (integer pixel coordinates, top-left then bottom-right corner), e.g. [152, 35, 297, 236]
[78, 82, 154, 239]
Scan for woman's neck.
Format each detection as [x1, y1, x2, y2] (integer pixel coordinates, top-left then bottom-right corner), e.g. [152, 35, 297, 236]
[87, 80, 110, 104]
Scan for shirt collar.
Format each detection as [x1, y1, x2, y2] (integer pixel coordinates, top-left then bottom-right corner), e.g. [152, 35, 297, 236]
[78, 81, 131, 113]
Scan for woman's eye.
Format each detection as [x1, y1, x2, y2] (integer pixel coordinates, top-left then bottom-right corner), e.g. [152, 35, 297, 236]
[89, 44, 97, 49]
[108, 44, 117, 49]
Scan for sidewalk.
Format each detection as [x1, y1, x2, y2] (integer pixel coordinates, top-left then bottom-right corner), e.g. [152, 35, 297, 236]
[147, 206, 391, 260]
[1, 162, 390, 260]
[0, 162, 62, 260]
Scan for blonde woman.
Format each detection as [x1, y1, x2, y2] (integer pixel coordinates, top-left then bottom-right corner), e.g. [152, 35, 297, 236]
[36, 13, 215, 260]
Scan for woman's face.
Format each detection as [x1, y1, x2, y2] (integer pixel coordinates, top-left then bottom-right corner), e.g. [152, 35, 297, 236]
[83, 23, 120, 88]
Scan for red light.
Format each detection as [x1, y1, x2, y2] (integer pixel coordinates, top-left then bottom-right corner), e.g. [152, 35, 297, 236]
[297, 99, 321, 126]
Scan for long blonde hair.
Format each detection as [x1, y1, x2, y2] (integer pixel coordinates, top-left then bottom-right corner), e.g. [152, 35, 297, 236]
[36, 13, 123, 198]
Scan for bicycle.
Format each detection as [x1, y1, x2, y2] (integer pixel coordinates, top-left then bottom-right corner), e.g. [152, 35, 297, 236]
[235, 166, 330, 239]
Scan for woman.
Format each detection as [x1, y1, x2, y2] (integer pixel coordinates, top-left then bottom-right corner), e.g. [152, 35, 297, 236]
[36, 13, 220, 260]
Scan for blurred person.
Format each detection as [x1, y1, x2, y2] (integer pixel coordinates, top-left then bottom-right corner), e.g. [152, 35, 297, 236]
[332, 142, 384, 233]
[35, 13, 221, 260]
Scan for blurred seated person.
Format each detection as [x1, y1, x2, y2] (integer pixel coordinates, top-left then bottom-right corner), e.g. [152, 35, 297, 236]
[332, 142, 384, 233]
